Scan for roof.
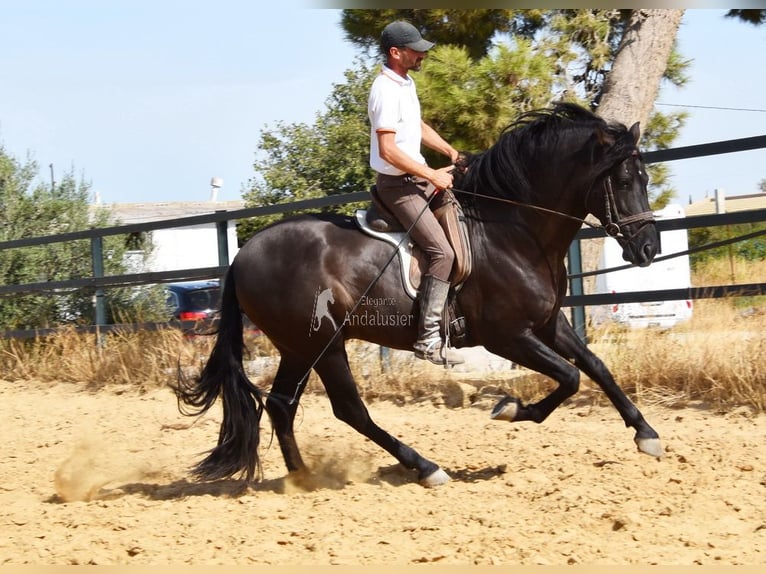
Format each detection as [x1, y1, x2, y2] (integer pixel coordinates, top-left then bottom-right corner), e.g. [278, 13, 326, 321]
[685, 192, 766, 216]
[167, 279, 220, 290]
[92, 200, 247, 224]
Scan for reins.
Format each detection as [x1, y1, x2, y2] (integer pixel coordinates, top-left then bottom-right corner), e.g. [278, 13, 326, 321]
[451, 186, 600, 228]
[450, 176, 655, 241]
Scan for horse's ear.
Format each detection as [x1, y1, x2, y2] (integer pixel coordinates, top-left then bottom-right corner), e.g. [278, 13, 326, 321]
[629, 122, 641, 145]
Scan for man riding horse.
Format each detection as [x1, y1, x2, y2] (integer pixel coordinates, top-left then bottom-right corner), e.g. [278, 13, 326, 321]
[367, 20, 465, 366]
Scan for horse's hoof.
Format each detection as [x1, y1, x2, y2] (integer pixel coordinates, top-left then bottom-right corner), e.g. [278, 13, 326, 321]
[419, 468, 450, 488]
[635, 436, 663, 458]
[490, 396, 519, 422]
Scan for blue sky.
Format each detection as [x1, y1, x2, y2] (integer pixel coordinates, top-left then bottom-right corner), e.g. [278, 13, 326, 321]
[1, 4, 764, 206]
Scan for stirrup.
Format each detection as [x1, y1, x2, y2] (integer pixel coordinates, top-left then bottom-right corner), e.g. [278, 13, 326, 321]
[414, 338, 465, 366]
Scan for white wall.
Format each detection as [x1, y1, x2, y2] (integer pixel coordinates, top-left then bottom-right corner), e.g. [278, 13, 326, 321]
[129, 222, 239, 273]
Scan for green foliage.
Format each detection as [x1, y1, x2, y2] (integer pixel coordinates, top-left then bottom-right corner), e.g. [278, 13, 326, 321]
[726, 9, 766, 25]
[417, 42, 560, 155]
[0, 145, 137, 330]
[242, 9, 694, 237]
[689, 223, 766, 267]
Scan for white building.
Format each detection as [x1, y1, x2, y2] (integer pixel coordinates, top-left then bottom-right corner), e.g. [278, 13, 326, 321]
[686, 189, 766, 216]
[95, 200, 245, 273]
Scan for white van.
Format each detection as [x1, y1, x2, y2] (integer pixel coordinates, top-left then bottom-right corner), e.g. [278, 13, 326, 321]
[590, 204, 693, 329]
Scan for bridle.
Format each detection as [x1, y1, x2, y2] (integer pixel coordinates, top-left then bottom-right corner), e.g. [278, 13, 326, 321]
[597, 153, 655, 240]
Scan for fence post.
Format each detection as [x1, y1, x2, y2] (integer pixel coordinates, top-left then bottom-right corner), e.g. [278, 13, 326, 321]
[90, 235, 106, 346]
[567, 239, 587, 342]
[216, 214, 230, 291]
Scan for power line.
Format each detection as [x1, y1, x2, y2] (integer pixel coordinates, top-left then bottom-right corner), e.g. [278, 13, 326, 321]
[656, 102, 766, 113]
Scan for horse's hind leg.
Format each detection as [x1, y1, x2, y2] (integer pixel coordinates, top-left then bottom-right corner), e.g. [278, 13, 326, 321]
[314, 345, 450, 487]
[265, 353, 313, 473]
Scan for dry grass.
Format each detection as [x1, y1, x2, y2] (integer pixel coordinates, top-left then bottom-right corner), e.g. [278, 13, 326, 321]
[1, 260, 763, 412]
[0, 327, 213, 391]
[587, 299, 765, 412]
[585, 255, 766, 412]
[692, 254, 763, 287]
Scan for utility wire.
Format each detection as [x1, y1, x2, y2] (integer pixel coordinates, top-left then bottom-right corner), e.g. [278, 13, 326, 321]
[656, 102, 766, 113]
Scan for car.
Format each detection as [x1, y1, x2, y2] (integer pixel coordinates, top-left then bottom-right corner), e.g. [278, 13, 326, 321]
[166, 280, 221, 334]
[165, 279, 260, 336]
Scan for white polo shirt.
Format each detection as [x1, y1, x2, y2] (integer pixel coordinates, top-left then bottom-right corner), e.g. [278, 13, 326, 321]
[368, 65, 425, 176]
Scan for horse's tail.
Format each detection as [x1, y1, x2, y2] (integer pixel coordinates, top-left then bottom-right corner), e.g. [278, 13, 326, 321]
[172, 266, 264, 482]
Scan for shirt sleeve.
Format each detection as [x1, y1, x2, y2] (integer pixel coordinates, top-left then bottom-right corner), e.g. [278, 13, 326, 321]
[368, 78, 399, 134]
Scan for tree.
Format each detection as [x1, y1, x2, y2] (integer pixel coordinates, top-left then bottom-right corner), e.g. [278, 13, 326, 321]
[726, 9, 766, 25]
[242, 9, 692, 227]
[0, 145, 137, 330]
[341, 9, 515, 61]
[596, 10, 685, 131]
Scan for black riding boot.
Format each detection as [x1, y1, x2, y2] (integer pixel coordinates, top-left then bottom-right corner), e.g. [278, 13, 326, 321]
[413, 275, 465, 366]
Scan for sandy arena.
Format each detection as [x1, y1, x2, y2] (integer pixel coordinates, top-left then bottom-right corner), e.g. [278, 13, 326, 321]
[1, 377, 764, 565]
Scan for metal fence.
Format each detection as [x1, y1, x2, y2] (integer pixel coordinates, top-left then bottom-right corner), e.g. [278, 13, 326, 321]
[1, 134, 765, 340]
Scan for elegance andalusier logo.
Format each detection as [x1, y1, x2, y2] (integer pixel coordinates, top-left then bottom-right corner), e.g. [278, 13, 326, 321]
[309, 287, 413, 336]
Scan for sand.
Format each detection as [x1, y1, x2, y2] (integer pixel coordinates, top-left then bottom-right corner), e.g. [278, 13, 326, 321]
[1, 377, 764, 565]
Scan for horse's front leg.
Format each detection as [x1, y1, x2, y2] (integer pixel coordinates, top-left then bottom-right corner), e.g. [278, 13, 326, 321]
[485, 327, 583, 425]
[541, 311, 662, 457]
[485, 311, 662, 458]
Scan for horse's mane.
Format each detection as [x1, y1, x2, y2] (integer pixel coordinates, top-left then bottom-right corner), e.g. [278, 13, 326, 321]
[457, 102, 631, 205]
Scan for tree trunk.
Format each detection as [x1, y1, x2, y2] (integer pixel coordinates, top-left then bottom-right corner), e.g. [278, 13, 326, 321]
[597, 9, 684, 130]
[587, 10, 684, 304]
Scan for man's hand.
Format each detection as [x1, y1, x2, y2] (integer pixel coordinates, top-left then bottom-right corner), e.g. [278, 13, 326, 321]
[428, 165, 454, 191]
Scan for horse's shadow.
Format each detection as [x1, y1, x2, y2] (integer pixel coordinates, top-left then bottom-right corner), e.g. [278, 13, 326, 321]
[45, 463, 507, 503]
[44, 477, 257, 503]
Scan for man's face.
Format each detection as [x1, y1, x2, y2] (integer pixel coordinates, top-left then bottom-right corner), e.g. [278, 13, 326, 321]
[393, 46, 427, 72]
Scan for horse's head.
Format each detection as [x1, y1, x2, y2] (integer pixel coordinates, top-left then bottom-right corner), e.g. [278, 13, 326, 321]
[588, 121, 659, 268]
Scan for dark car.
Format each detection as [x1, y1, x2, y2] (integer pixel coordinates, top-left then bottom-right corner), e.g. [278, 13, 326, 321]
[166, 280, 221, 333]
[165, 280, 260, 336]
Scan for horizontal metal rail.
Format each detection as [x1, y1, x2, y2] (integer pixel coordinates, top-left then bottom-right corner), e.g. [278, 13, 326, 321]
[1, 134, 765, 340]
[564, 282, 766, 307]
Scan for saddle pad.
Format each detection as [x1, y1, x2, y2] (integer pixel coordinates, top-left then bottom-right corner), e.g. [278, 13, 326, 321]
[354, 209, 420, 299]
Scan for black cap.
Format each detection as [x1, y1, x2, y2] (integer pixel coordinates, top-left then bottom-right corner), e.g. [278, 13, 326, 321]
[381, 21, 435, 52]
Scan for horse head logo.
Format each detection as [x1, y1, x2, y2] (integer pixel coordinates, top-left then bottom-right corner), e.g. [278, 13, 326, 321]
[310, 287, 338, 335]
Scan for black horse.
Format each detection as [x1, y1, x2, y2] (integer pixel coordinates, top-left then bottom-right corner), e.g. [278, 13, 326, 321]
[175, 102, 662, 487]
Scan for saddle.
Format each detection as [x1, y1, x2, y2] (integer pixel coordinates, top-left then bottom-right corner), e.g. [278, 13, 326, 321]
[354, 185, 472, 344]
